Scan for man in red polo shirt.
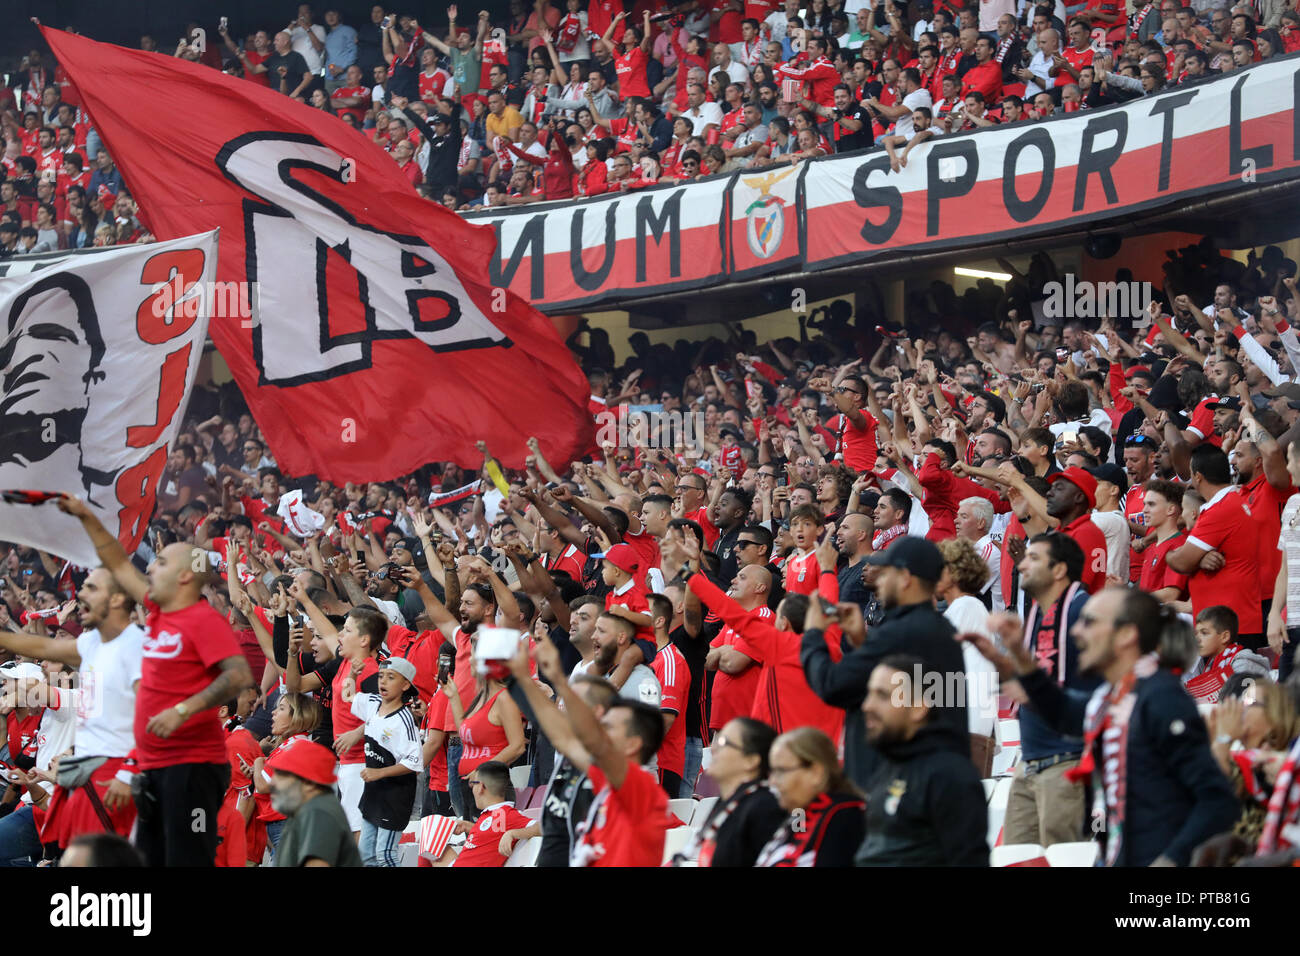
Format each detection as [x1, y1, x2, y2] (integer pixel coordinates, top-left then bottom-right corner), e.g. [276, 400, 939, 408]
[1166, 446, 1264, 646]
[1055, 18, 1095, 82]
[507, 636, 671, 867]
[448, 761, 534, 867]
[1044, 467, 1108, 593]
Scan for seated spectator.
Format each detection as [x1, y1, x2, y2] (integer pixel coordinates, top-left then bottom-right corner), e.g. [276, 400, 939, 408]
[670, 717, 784, 867]
[755, 726, 866, 867]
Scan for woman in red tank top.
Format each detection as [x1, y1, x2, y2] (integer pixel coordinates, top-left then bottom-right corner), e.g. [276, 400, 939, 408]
[250, 693, 323, 854]
[440, 674, 526, 820]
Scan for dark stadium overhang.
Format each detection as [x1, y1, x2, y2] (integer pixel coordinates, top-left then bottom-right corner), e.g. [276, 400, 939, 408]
[611, 177, 1300, 330]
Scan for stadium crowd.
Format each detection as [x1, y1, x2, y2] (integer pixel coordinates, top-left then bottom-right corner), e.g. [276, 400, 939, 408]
[2, 227, 1300, 866]
[0, 1, 1299, 870]
[2, 0, 1296, 238]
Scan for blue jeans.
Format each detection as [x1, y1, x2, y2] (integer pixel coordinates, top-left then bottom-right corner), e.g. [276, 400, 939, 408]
[680, 737, 704, 800]
[266, 818, 286, 861]
[447, 738, 465, 819]
[359, 819, 402, 867]
[0, 805, 41, 867]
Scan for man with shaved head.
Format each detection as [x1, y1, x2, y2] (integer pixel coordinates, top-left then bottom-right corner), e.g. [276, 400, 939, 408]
[688, 568, 842, 738]
[58, 495, 253, 867]
[835, 511, 875, 609]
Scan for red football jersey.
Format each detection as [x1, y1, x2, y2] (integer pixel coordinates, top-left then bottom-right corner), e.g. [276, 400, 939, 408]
[572, 764, 671, 866]
[652, 642, 690, 778]
[136, 597, 244, 770]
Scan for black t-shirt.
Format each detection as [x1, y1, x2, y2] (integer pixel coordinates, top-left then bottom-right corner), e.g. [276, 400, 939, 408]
[263, 51, 312, 92]
[355, 693, 421, 829]
[834, 104, 873, 153]
[296, 651, 336, 745]
[537, 759, 593, 867]
[669, 624, 708, 742]
[547, 623, 583, 676]
[713, 525, 743, 588]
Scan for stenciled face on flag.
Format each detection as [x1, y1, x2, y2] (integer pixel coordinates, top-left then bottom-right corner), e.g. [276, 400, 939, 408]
[0, 233, 219, 565]
[41, 27, 594, 483]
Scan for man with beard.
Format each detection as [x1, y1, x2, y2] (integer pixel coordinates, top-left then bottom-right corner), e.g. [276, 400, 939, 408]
[855, 655, 988, 866]
[57, 496, 253, 867]
[1, 272, 114, 503]
[1043, 467, 1108, 593]
[968, 588, 1237, 866]
[268, 738, 363, 867]
[0, 566, 144, 862]
[1226, 411, 1294, 633]
[991, 533, 1096, 847]
[801, 537, 967, 791]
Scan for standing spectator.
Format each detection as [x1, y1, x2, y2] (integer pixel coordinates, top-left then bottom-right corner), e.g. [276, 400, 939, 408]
[1044, 466, 1109, 593]
[507, 635, 671, 866]
[935, 537, 999, 739]
[1167, 446, 1264, 646]
[970, 588, 1239, 866]
[801, 537, 968, 791]
[992, 532, 1096, 848]
[267, 739, 363, 867]
[57, 496, 253, 867]
[670, 717, 785, 867]
[856, 655, 989, 866]
[289, 4, 329, 77]
[322, 8, 359, 92]
[755, 726, 865, 866]
[262, 30, 315, 100]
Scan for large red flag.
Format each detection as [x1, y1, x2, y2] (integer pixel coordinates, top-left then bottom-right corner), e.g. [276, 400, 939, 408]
[40, 26, 593, 479]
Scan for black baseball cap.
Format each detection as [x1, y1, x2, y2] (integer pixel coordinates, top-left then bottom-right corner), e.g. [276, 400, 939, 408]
[866, 536, 944, 583]
[1206, 396, 1241, 411]
[1088, 463, 1128, 499]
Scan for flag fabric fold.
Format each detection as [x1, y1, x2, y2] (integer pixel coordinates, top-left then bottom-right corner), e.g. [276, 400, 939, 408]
[41, 26, 593, 482]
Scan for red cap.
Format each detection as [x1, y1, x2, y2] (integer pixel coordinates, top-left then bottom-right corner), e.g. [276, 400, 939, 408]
[603, 543, 640, 575]
[1123, 365, 1151, 379]
[265, 737, 337, 787]
[1048, 466, 1097, 509]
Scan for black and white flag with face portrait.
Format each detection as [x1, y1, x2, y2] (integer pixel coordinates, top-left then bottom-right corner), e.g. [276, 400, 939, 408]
[0, 232, 219, 565]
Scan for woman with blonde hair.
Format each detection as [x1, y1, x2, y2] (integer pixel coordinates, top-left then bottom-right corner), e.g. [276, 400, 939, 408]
[937, 537, 998, 738]
[755, 727, 864, 867]
[1205, 679, 1300, 853]
[251, 693, 324, 854]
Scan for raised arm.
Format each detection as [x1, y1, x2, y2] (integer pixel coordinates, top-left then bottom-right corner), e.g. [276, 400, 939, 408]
[56, 496, 148, 605]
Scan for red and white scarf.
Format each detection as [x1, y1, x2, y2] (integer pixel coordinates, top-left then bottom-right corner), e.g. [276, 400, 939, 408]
[1129, 2, 1156, 39]
[1023, 582, 1084, 684]
[994, 34, 1016, 65]
[1066, 653, 1158, 866]
[1257, 736, 1300, 856]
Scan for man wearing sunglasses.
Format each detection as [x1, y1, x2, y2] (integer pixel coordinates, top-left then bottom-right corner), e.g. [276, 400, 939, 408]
[1122, 435, 1158, 583]
[808, 374, 880, 474]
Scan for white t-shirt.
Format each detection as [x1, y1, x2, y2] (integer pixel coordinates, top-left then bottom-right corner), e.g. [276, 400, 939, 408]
[370, 597, 407, 629]
[893, 88, 933, 140]
[20, 690, 78, 803]
[1090, 510, 1131, 583]
[291, 23, 328, 74]
[942, 595, 998, 738]
[73, 624, 145, 758]
[684, 101, 724, 136]
[709, 60, 751, 88]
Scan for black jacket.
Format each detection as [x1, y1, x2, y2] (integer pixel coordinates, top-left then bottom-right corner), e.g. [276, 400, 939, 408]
[403, 104, 464, 190]
[1020, 665, 1238, 866]
[801, 602, 969, 791]
[856, 724, 989, 866]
